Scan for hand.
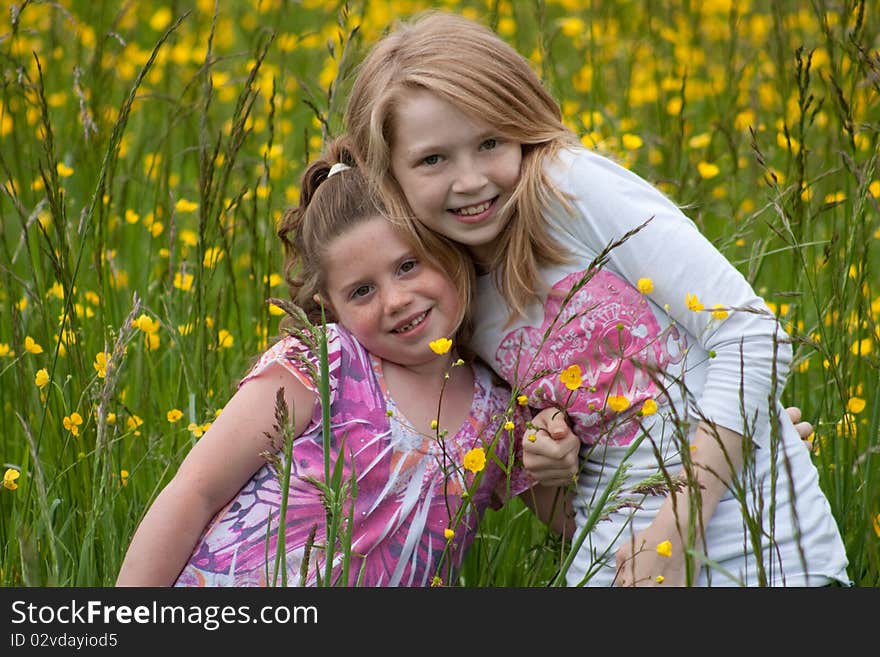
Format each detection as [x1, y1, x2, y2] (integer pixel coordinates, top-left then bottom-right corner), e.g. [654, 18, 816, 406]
[614, 525, 690, 587]
[522, 407, 580, 487]
[785, 406, 813, 443]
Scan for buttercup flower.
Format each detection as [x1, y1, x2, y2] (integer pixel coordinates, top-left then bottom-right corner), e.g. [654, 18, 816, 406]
[63, 412, 83, 436]
[656, 540, 673, 557]
[640, 398, 658, 416]
[504, 420, 515, 431]
[607, 395, 630, 413]
[711, 304, 729, 320]
[873, 513, 880, 539]
[847, 397, 866, 414]
[444, 528, 454, 540]
[35, 368, 49, 389]
[93, 352, 109, 378]
[3, 468, 20, 491]
[560, 364, 583, 391]
[685, 293, 704, 312]
[167, 409, 183, 423]
[24, 336, 43, 354]
[120, 469, 129, 487]
[430, 419, 439, 431]
[637, 278, 654, 294]
[655, 575, 665, 583]
[463, 447, 486, 474]
[516, 395, 528, 406]
[429, 337, 453, 355]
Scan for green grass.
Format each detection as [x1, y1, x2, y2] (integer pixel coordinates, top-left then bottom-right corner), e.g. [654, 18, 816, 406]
[0, 0, 877, 586]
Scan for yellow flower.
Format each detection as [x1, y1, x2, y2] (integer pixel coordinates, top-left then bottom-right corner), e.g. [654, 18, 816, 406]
[847, 397, 866, 414]
[35, 368, 49, 389]
[444, 528, 455, 541]
[637, 278, 654, 294]
[24, 336, 43, 354]
[174, 271, 194, 291]
[188, 422, 204, 438]
[0, 343, 10, 357]
[504, 420, 515, 431]
[463, 447, 486, 474]
[429, 337, 453, 355]
[127, 415, 144, 435]
[93, 352, 109, 378]
[516, 394, 528, 406]
[527, 433, 537, 442]
[621, 133, 643, 150]
[175, 198, 199, 213]
[133, 314, 159, 334]
[430, 419, 438, 431]
[167, 409, 183, 423]
[56, 162, 74, 177]
[560, 364, 582, 391]
[607, 395, 630, 413]
[873, 513, 880, 539]
[3, 468, 20, 491]
[63, 412, 84, 436]
[685, 293, 704, 312]
[120, 469, 129, 487]
[431, 576, 443, 587]
[655, 575, 665, 583]
[218, 329, 234, 349]
[145, 332, 160, 351]
[656, 540, 673, 558]
[697, 161, 720, 179]
[640, 398, 658, 416]
[711, 304, 729, 320]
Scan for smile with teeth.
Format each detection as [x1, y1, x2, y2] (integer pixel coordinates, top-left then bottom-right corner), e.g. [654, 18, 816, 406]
[451, 198, 493, 216]
[392, 310, 428, 333]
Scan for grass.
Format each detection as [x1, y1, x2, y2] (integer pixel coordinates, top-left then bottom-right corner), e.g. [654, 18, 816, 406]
[0, 0, 877, 586]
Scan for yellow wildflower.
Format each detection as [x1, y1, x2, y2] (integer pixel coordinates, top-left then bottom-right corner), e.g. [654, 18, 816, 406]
[655, 575, 665, 584]
[35, 368, 49, 389]
[63, 412, 83, 436]
[167, 409, 184, 423]
[430, 419, 438, 431]
[637, 278, 654, 294]
[429, 337, 453, 355]
[560, 364, 583, 391]
[174, 271, 194, 291]
[24, 336, 43, 354]
[0, 343, 10, 357]
[120, 469, 129, 487]
[873, 513, 880, 539]
[640, 398, 658, 416]
[218, 329, 234, 349]
[504, 420, 515, 431]
[697, 161, 720, 179]
[463, 447, 486, 474]
[711, 304, 729, 320]
[133, 314, 159, 334]
[847, 397, 866, 414]
[4, 468, 21, 490]
[622, 133, 643, 150]
[444, 528, 454, 541]
[127, 415, 144, 435]
[56, 162, 74, 177]
[608, 395, 630, 412]
[656, 540, 673, 557]
[685, 293, 704, 312]
[516, 394, 528, 406]
[175, 198, 199, 213]
[93, 352, 109, 378]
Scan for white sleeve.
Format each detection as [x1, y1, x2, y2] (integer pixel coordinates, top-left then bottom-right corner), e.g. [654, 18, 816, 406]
[553, 149, 791, 440]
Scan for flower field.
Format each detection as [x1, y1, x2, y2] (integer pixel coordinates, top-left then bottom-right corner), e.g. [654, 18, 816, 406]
[0, 0, 877, 586]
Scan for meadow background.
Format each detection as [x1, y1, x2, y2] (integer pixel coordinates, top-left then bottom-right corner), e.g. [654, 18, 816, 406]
[0, 0, 877, 587]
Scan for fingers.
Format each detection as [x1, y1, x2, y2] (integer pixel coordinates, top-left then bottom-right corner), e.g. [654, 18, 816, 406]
[522, 428, 579, 485]
[785, 406, 802, 424]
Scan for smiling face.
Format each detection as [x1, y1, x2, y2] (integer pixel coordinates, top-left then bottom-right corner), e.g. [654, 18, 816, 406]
[389, 88, 523, 265]
[322, 216, 463, 369]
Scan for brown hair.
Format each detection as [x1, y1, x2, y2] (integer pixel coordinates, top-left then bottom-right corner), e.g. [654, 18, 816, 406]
[345, 10, 579, 320]
[277, 136, 475, 344]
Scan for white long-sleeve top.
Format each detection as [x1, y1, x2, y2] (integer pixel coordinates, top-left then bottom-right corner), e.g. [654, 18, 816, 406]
[470, 146, 850, 586]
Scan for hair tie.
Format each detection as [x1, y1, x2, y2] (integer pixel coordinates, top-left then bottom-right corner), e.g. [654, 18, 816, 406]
[327, 162, 351, 178]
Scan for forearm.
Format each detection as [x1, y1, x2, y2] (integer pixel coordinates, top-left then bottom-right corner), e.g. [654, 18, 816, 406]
[657, 422, 745, 546]
[116, 480, 218, 586]
[519, 484, 574, 538]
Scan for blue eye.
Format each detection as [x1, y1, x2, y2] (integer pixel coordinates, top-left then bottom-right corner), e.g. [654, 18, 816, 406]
[422, 154, 441, 166]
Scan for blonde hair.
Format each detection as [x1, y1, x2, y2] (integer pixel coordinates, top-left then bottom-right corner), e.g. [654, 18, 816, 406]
[345, 10, 579, 320]
[277, 136, 475, 344]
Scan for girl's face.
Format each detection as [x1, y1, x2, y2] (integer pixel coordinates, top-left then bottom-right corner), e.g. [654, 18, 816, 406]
[389, 88, 522, 265]
[322, 216, 462, 369]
